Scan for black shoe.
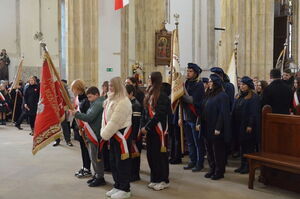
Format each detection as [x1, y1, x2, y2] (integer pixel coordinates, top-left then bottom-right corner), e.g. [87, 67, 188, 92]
[15, 124, 23, 130]
[169, 159, 182, 165]
[183, 162, 195, 170]
[88, 178, 106, 187]
[234, 167, 242, 173]
[211, 174, 224, 180]
[87, 175, 96, 184]
[75, 168, 84, 177]
[29, 132, 34, 136]
[239, 167, 249, 174]
[130, 175, 141, 182]
[192, 166, 204, 172]
[204, 172, 214, 178]
[67, 141, 73, 147]
[53, 141, 60, 147]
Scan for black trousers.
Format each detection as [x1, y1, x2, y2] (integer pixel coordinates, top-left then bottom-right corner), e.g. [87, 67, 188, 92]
[74, 127, 91, 170]
[240, 140, 255, 167]
[16, 111, 28, 126]
[28, 114, 36, 130]
[146, 131, 169, 183]
[110, 135, 131, 192]
[56, 119, 71, 143]
[131, 140, 142, 179]
[205, 138, 226, 176]
[102, 142, 111, 171]
[169, 124, 182, 161]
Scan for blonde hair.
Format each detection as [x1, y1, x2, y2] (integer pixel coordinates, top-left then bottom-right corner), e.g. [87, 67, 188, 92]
[108, 77, 127, 101]
[71, 79, 86, 94]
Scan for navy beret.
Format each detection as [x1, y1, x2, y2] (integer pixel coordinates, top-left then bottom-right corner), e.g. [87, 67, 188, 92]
[188, 63, 202, 74]
[241, 76, 254, 90]
[210, 67, 224, 75]
[210, 74, 223, 87]
[202, 77, 209, 83]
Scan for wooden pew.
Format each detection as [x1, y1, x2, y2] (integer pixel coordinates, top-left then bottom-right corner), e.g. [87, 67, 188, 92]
[244, 105, 300, 192]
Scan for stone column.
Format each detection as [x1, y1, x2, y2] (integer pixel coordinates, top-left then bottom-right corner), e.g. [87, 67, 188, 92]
[68, 0, 98, 86]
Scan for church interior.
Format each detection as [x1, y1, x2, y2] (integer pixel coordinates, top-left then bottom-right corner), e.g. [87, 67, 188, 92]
[1, 0, 300, 199]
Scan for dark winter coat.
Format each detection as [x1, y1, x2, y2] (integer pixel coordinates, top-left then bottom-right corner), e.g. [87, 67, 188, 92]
[262, 79, 293, 114]
[23, 84, 39, 115]
[232, 91, 260, 143]
[201, 91, 231, 143]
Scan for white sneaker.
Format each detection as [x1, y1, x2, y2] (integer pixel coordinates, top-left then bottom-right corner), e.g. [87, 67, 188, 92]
[111, 190, 131, 199]
[106, 188, 120, 197]
[153, 182, 169, 191]
[148, 182, 158, 189]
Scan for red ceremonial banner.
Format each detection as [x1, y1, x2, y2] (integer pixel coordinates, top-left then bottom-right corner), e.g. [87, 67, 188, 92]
[32, 57, 62, 155]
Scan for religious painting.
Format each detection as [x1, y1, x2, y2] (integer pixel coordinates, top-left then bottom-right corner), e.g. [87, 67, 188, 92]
[155, 26, 172, 66]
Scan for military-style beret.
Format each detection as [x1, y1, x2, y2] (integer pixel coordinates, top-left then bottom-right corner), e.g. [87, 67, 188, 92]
[202, 77, 209, 83]
[241, 76, 255, 90]
[210, 74, 223, 87]
[210, 67, 224, 75]
[188, 63, 202, 74]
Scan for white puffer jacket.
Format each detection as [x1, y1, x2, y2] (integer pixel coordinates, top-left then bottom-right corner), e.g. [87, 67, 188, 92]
[101, 97, 132, 140]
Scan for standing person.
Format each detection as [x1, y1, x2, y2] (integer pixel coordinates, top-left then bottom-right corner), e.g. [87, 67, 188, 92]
[9, 82, 23, 123]
[201, 74, 231, 180]
[53, 80, 74, 147]
[292, 77, 300, 115]
[179, 63, 205, 172]
[202, 77, 209, 92]
[282, 68, 294, 89]
[232, 77, 260, 174]
[255, 80, 268, 100]
[101, 77, 132, 199]
[141, 72, 170, 191]
[125, 85, 143, 182]
[262, 69, 293, 114]
[21, 76, 39, 135]
[125, 77, 145, 108]
[210, 67, 235, 110]
[0, 84, 10, 125]
[0, 49, 10, 80]
[100, 80, 111, 172]
[71, 86, 106, 187]
[71, 79, 92, 178]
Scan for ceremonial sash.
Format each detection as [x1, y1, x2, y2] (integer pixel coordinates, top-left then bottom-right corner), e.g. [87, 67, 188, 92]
[293, 92, 299, 108]
[0, 92, 9, 109]
[102, 106, 132, 160]
[148, 105, 168, 153]
[188, 103, 197, 116]
[131, 141, 140, 158]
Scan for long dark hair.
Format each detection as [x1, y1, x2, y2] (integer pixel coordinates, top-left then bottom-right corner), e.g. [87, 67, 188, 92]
[207, 82, 223, 97]
[144, 72, 162, 108]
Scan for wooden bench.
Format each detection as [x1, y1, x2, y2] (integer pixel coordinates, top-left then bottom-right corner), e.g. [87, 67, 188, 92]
[244, 106, 300, 192]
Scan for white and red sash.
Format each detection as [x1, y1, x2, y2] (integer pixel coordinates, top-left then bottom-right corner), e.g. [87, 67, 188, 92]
[130, 141, 140, 158]
[148, 105, 168, 153]
[293, 92, 299, 108]
[75, 96, 99, 146]
[102, 107, 132, 160]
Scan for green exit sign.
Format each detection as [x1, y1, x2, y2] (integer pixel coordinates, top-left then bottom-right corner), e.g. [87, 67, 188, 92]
[106, 67, 113, 72]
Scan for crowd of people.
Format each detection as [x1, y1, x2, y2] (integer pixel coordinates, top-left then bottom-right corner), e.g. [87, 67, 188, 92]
[0, 62, 299, 199]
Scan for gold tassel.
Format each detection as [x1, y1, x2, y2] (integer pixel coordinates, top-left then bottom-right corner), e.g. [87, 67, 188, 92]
[130, 152, 141, 158]
[160, 146, 167, 153]
[121, 153, 130, 160]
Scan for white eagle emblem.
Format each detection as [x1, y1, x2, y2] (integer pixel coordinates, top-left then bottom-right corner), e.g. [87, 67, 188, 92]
[37, 98, 45, 114]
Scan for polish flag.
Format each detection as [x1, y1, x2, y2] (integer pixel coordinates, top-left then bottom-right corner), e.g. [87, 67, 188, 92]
[115, 0, 129, 10]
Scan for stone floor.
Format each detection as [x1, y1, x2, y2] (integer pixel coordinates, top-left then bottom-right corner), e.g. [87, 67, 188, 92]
[0, 123, 299, 199]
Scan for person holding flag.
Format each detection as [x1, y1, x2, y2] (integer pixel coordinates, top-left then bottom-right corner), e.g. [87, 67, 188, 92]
[179, 63, 205, 172]
[70, 86, 106, 187]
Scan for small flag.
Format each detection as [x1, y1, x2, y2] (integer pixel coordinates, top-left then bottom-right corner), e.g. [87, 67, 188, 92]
[227, 52, 238, 95]
[115, 0, 129, 10]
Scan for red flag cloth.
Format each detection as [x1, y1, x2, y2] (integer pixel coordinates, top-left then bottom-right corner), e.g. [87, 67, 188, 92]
[115, 0, 129, 10]
[54, 81, 66, 121]
[32, 58, 62, 155]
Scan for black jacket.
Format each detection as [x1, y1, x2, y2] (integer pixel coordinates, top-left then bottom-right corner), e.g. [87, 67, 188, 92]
[262, 79, 293, 114]
[23, 84, 39, 115]
[141, 91, 171, 133]
[131, 98, 142, 139]
[232, 92, 260, 142]
[182, 78, 205, 122]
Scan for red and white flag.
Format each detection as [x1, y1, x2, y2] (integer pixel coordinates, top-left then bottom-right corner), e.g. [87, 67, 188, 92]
[115, 0, 129, 10]
[32, 55, 62, 155]
[0, 92, 5, 101]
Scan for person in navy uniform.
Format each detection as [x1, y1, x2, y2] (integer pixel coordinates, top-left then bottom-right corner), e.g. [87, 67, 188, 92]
[210, 67, 235, 110]
[125, 84, 143, 182]
[179, 63, 205, 172]
[200, 74, 231, 180]
[232, 77, 260, 174]
[202, 77, 209, 92]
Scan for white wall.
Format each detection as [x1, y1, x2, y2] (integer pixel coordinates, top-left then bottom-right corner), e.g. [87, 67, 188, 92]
[99, 0, 122, 86]
[0, 0, 59, 81]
